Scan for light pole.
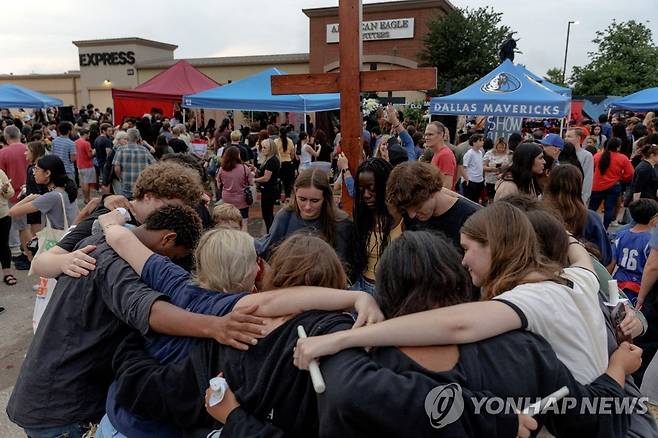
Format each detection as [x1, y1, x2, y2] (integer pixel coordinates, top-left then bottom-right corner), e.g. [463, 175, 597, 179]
[562, 20, 578, 84]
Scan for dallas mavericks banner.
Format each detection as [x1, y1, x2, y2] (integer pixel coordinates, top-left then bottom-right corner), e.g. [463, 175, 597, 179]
[430, 60, 571, 119]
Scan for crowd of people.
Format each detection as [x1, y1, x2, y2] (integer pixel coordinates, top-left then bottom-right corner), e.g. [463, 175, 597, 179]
[1, 102, 658, 437]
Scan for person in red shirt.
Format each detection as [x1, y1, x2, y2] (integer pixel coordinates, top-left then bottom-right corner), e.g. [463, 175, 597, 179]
[0, 125, 31, 268]
[425, 121, 456, 189]
[74, 128, 95, 203]
[589, 137, 634, 229]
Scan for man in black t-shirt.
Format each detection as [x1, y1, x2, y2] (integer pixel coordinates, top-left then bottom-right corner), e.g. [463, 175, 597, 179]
[30, 161, 204, 279]
[94, 123, 114, 185]
[168, 125, 188, 153]
[386, 161, 481, 251]
[229, 130, 253, 163]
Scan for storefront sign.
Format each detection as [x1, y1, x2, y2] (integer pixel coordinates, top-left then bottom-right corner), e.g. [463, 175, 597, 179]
[326, 18, 414, 43]
[79, 51, 135, 67]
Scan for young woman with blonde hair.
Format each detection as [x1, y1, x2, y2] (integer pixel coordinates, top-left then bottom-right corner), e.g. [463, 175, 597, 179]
[482, 137, 511, 203]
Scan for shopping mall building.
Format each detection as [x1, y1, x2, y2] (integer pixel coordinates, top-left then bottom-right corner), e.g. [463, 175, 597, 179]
[0, 0, 453, 113]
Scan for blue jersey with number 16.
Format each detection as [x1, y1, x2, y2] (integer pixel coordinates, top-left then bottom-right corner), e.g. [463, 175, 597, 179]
[612, 229, 652, 291]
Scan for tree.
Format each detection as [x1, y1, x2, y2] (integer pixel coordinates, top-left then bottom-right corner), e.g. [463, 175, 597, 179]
[571, 20, 658, 96]
[419, 7, 514, 95]
[544, 68, 566, 86]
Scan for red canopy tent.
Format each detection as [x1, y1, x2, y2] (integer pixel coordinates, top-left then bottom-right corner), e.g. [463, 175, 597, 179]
[111, 60, 219, 124]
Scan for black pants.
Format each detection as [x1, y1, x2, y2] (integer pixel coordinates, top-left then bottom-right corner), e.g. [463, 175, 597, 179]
[464, 181, 484, 203]
[486, 183, 496, 202]
[261, 189, 277, 233]
[280, 161, 296, 199]
[0, 216, 11, 269]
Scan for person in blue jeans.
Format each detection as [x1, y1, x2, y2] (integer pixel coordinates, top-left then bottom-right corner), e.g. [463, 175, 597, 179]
[589, 138, 634, 229]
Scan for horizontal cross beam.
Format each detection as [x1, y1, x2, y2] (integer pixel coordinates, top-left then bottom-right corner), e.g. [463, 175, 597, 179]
[271, 68, 437, 95]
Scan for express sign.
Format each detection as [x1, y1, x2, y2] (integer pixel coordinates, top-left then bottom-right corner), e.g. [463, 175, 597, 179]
[79, 51, 136, 67]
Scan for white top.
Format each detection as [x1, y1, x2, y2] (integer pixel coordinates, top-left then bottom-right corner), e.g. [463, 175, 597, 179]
[482, 150, 511, 184]
[462, 148, 484, 183]
[300, 143, 313, 168]
[494, 267, 608, 384]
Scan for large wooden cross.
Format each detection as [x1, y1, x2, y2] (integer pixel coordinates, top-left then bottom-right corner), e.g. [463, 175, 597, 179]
[272, 0, 436, 211]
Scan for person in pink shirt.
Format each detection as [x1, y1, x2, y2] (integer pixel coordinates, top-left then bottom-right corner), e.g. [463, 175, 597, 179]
[217, 146, 254, 231]
[425, 121, 456, 190]
[0, 125, 31, 269]
[74, 128, 96, 203]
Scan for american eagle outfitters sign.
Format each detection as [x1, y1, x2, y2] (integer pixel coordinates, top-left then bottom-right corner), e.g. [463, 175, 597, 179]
[326, 18, 414, 43]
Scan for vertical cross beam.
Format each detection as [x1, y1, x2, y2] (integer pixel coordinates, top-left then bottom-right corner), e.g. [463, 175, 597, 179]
[338, 0, 363, 212]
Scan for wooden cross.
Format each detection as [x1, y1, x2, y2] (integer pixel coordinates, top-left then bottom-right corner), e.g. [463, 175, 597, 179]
[272, 0, 436, 211]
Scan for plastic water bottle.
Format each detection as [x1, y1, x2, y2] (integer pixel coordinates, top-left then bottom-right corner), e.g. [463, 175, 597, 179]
[91, 207, 134, 234]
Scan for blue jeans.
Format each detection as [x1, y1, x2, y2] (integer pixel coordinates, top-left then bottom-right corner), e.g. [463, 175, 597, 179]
[350, 275, 376, 296]
[24, 424, 89, 438]
[95, 414, 127, 438]
[589, 183, 622, 229]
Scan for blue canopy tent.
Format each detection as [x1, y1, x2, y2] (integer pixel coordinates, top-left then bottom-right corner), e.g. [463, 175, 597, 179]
[182, 68, 340, 112]
[608, 87, 658, 112]
[517, 65, 572, 97]
[0, 84, 63, 108]
[430, 60, 570, 118]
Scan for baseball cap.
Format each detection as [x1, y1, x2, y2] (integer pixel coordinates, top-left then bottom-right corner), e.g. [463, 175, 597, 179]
[540, 133, 564, 150]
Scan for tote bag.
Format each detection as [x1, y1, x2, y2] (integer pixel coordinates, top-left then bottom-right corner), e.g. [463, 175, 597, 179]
[32, 192, 70, 332]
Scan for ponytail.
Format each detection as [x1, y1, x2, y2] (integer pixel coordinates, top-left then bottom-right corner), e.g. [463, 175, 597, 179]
[279, 128, 289, 152]
[599, 137, 621, 175]
[63, 178, 78, 203]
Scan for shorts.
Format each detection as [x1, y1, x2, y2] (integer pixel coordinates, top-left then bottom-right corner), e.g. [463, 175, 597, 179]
[78, 167, 96, 184]
[27, 211, 42, 225]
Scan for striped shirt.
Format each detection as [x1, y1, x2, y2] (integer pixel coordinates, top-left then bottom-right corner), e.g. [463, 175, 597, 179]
[51, 136, 77, 177]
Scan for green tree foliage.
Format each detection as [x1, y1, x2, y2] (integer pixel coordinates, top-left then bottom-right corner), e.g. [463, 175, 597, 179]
[419, 7, 513, 95]
[544, 68, 566, 86]
[571, 20, 658, 95]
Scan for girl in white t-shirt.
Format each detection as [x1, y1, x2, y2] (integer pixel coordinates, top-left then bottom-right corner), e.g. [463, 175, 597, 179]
[299, 132, 319, 170]
[294, 202, 645, 384]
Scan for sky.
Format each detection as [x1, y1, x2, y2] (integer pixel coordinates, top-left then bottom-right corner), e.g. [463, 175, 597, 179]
[2, 0, 656, 80]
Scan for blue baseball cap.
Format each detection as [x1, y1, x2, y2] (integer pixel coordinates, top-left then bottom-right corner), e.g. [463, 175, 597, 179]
[540, 133, 564, 150]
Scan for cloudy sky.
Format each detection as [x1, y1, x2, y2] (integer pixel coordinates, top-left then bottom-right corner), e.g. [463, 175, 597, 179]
[2, 0, 656, 80]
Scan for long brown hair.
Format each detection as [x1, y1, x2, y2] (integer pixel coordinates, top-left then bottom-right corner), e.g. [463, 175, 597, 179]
[287, 168, 344, 247]
[544, 164, 588, 236]
[461, 202, 564, 299]
[221, 146, 242, 171]
[263, 233, 347, 290]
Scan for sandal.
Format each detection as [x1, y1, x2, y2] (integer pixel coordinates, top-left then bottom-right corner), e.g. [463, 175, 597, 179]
[3, 274, 17, 286]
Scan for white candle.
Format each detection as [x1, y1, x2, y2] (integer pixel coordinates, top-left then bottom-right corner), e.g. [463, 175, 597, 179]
[608, 279, 619, 306]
